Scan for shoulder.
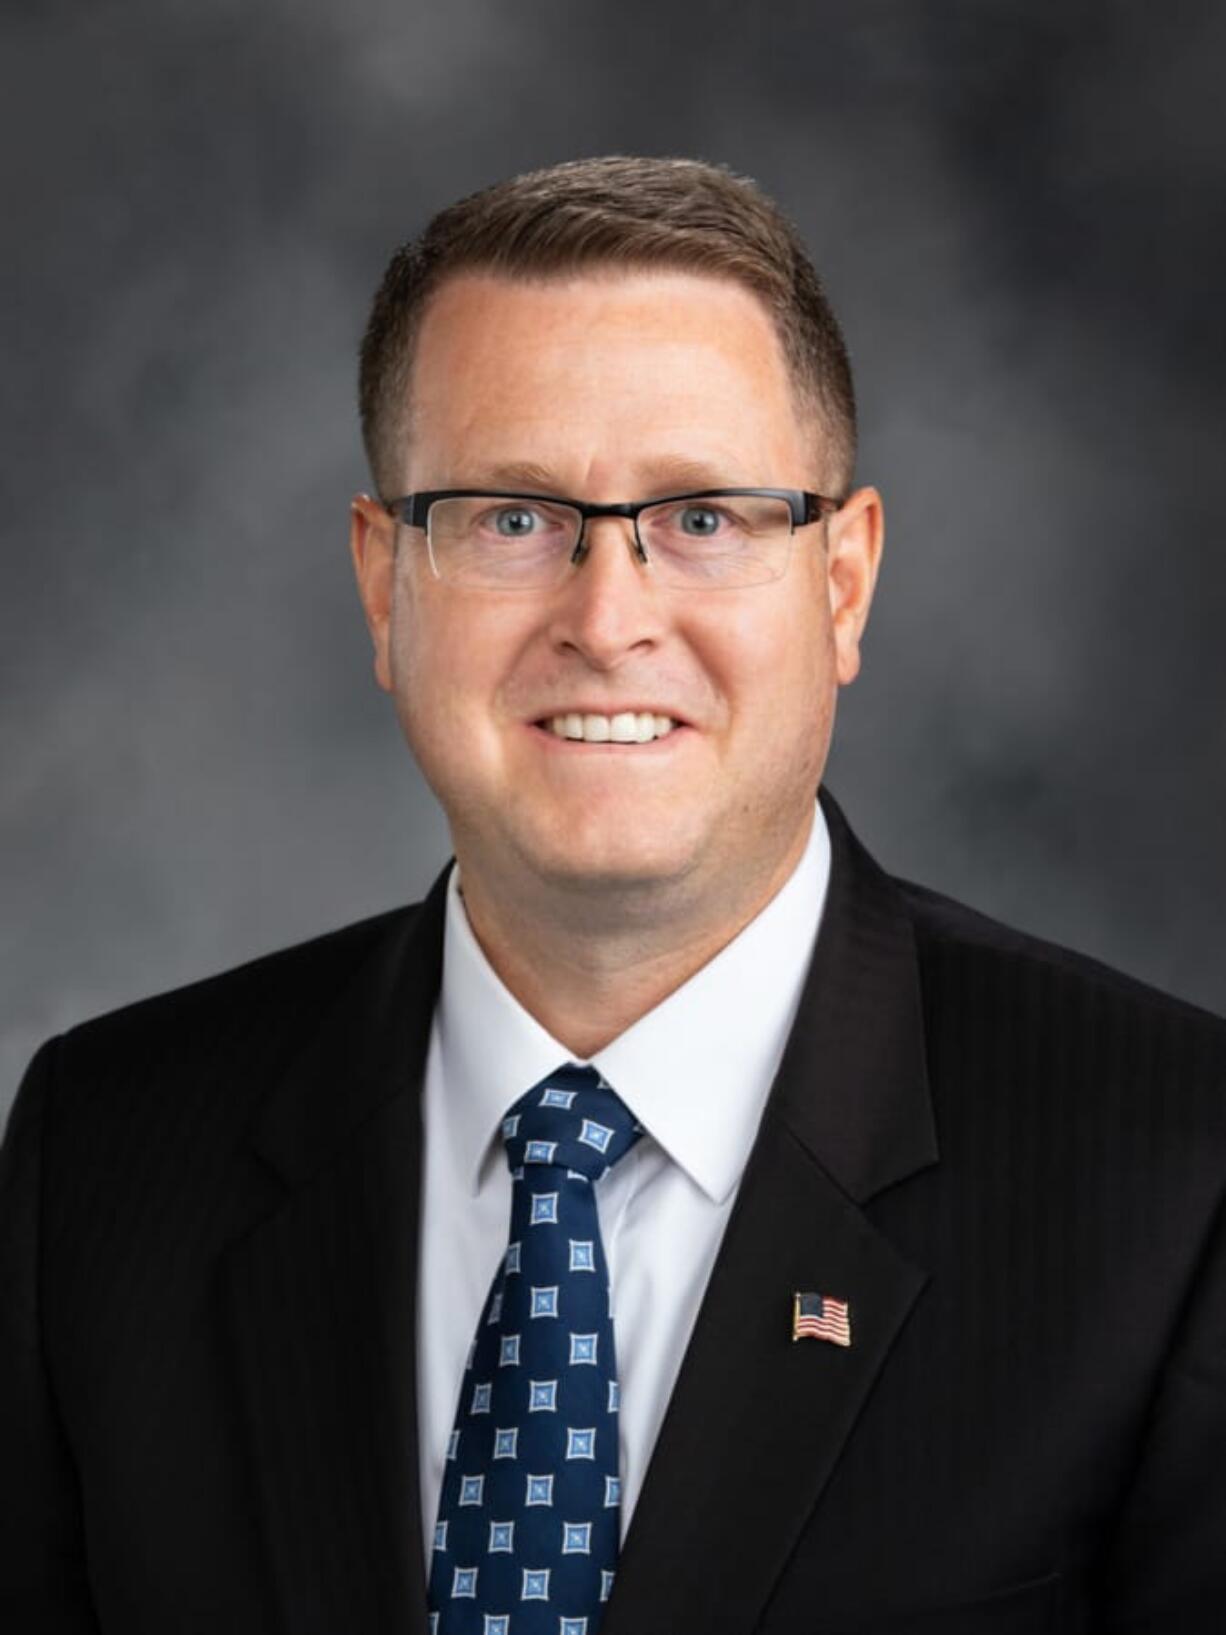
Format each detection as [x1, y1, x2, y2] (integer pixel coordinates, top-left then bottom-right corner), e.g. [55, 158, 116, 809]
[28, 900, 426, 1113]
[891, 870, 1226, 1142]
[896, 869, 1223, 1028]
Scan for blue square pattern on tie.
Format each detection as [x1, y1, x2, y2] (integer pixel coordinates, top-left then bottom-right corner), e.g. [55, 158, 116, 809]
[427, 1063, 643, 1632]
[528, 1379, 558, 1412]
[530, 1285, 559, 1318]
[569, 1333, 598, 1365]
[493, 1428, 518, 1459]
[530, 1192, 559, 1225]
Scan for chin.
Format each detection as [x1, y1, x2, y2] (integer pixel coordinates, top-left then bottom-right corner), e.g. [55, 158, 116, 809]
[519, 827, 702, 895]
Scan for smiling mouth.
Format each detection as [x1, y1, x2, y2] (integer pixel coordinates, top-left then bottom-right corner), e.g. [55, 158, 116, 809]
[533, 711, 684, 744]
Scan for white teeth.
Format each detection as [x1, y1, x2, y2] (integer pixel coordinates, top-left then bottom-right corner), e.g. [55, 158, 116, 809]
[543, 712, 679, 742]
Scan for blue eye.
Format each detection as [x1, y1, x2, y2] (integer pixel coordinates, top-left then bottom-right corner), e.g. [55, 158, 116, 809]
[492, 506, 541, 537]
[676, 504, 725, 536]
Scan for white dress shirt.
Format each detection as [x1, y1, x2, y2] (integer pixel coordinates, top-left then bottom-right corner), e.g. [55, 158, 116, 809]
[416, 797, 832, 1568]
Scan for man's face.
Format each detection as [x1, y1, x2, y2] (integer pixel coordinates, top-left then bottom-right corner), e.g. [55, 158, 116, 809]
[351, 268, 882, 919]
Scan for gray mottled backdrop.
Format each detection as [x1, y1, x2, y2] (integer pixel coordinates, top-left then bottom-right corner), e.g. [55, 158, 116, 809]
[4, 0, 1224, 1125]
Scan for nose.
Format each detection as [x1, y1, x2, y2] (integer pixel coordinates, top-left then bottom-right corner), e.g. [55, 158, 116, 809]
[546, 514, 664, 666]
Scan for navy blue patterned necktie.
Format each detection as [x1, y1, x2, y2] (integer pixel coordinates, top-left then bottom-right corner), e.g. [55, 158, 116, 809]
[427, 1063, 643, 1635]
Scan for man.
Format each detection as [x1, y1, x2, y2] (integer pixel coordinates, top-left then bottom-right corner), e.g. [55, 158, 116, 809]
[2, 155, 1224, 1634]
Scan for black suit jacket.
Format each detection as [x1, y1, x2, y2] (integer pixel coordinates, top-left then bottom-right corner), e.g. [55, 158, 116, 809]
[3, 785, 1226, 1633]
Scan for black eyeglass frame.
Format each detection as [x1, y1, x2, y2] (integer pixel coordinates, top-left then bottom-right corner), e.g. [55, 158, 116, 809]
[382, 486, 844, 567]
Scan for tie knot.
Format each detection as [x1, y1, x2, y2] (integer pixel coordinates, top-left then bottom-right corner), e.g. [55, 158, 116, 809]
[501, 1063, 643, 1183]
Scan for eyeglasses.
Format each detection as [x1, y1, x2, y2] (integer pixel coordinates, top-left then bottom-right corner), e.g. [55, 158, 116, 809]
[382, 487, 844, 590]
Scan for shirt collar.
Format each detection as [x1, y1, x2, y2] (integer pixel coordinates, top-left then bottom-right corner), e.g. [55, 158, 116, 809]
[436, 798, 832, 1204]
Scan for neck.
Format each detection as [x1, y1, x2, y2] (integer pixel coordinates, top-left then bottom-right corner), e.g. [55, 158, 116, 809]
[453, 810, 814, 1060]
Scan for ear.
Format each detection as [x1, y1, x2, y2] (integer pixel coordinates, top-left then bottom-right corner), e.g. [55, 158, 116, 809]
[348, 493, 397, 694]
[825, 485, 884, 686]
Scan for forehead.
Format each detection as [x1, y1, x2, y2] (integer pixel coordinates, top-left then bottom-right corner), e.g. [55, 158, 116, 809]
[415, 264, 789, 360]
[403, 268, 809, 488]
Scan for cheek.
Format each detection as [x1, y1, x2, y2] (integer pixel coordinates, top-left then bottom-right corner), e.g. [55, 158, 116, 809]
[389, 590, 525, 762]
[387, 585, 458, 755]
[713, 584, 832, 705]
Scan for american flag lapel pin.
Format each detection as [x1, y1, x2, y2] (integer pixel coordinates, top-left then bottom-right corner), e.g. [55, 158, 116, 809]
[793, 1290, 852, 1347]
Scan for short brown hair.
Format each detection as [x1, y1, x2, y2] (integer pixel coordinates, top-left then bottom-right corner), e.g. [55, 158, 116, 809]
[358, 154, 857, 500]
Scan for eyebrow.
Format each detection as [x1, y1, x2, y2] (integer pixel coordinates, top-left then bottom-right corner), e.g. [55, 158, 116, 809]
[450, 455, 749, 496]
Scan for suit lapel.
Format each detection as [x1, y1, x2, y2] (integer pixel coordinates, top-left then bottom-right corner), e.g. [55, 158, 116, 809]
[600, 786, 938, 1634]
[221, 866, 451, 1635]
